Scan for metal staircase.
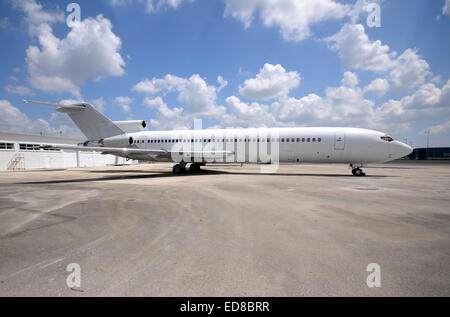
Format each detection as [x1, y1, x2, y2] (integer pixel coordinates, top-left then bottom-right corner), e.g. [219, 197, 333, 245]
[7, 154, 25, 171]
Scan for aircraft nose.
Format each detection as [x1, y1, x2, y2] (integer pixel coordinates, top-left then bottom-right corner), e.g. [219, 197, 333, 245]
[395, 141, 413, 159]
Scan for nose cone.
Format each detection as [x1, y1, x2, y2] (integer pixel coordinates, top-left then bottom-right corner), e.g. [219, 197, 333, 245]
[394, 141, 413, 159]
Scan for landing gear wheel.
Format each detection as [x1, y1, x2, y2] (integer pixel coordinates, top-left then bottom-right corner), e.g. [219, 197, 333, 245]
[352, 168, 365, 176]
[190, 163, 201, 173]
[173, 164, 185, 174]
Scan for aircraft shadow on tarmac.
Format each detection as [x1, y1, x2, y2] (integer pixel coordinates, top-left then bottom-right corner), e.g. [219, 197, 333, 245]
[18, 169, 392, 185]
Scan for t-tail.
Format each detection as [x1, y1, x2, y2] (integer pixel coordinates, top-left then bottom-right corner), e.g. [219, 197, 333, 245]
[24, 100, 147, 140]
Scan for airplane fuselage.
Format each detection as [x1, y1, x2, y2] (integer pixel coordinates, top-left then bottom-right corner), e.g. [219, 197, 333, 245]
[121, 127, 412, 165]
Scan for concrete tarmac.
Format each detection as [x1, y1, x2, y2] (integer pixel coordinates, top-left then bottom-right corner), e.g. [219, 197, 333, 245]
[0, 161, 449, 296]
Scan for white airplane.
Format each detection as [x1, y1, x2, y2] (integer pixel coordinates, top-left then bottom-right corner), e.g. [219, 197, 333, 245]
[24, 100, 413, 176]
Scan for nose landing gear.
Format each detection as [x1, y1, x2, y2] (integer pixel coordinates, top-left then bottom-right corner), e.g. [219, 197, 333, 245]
[350, 164, 366, 176]
[352, 168, 365, 176]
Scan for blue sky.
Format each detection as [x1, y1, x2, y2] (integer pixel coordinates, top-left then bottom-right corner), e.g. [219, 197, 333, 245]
[0, 0, 449, 148]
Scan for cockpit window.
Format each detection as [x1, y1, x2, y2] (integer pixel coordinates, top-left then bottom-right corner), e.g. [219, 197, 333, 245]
[381, 136, 394, 142]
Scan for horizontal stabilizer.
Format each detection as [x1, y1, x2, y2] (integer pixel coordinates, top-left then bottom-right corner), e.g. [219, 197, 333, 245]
[24, 100, 86, 109]
[25, 100, 126, 139]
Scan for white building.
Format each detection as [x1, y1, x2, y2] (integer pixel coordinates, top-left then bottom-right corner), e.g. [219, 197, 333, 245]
[0, 131, 136, 171]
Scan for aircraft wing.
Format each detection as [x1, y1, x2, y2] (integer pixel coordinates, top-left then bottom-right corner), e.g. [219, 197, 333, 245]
[41, 144, 233, 156]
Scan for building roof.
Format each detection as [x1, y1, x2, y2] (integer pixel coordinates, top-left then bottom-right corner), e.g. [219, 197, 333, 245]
[0, 131, 83, 144]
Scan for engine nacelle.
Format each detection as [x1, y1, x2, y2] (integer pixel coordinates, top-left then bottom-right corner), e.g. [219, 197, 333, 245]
[103, 135, 134, 148]
[113, 120, 147, 133]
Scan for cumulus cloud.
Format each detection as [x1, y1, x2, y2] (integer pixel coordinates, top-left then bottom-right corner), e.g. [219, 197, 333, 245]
[443, 0, 450, 16]
[268, 71, 375, 127]
[325, 23, 431, 91]
[239, 63, 301, 101]
[428, 121, 450, 135]
[364, 78, 390, 96]
[133, 74, 225, 117]
[91, 97, 106, 112]
[115, 96, 134, 113]
[13, 0, 125, 97]
[4, 85, 34, 95]
[26, 16, 125, 97]
[389, 49, 430, 90]
[146, 0, 193, 12]
[217, 76, 228, 92]
[272, 94, 331, 124]
[143, 96, 191, 130]
[224, 0, 350, 42]
[11, 0, 64, 34]
[375, 80, 450, 126]
[0, 99, 80, 137]
[324, 23, 397, 73]
[222, 96, 275, 127]
[341, 71, 358, 87]
[144, 96, 183, 119]
[110, 0, 194, 13]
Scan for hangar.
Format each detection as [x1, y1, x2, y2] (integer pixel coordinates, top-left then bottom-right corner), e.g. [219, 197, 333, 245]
[408, 147, 450, 160]
[0, 131, 137, 171]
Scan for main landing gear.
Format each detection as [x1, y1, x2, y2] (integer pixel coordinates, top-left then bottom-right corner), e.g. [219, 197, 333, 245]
[189, 163, 201, 173]
[173, 162, 186, 174]
[350, 164, 366, 176]
[172, 162, 203, 174]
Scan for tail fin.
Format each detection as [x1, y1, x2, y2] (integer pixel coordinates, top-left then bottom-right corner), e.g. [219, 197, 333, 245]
[24, 100, 125, 140]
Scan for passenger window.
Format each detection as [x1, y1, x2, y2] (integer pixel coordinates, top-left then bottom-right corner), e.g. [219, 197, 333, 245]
[318, 138, 321, 142]
[286, 138, 289, 142]
[302, 138, 305, 142]
[307, 138, 310, 142]
[297, 138, 300, 142]
[312, 138, 316, 142]
[281, 138, 285, 142]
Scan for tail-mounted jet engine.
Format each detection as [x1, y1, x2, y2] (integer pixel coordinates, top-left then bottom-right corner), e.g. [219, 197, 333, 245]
[102, 134, 135, 148]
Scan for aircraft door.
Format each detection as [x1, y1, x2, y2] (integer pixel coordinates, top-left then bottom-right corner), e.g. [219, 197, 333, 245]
[334, 132, 345, 150]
